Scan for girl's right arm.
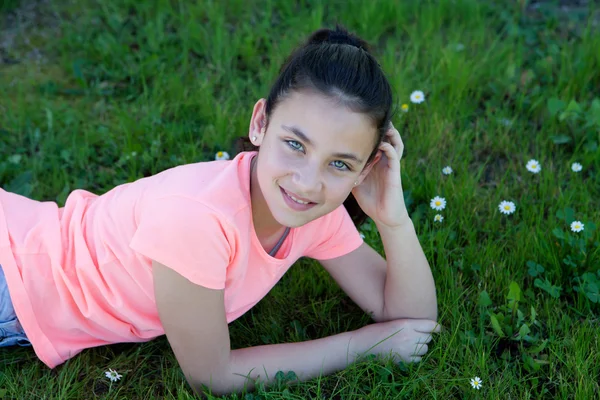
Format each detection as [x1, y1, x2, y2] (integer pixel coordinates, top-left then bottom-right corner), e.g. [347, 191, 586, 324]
[153, 260, 439, 397]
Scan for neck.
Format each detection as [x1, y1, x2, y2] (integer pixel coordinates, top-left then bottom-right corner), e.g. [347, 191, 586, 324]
[249, 155, 287, 241]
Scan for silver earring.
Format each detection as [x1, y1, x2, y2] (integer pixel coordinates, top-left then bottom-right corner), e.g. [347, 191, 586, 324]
[354, 181, 358, 186]
[252, 135, 257, 142]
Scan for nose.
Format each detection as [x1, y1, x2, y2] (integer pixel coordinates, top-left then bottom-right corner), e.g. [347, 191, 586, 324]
[292, 162, 323, 194]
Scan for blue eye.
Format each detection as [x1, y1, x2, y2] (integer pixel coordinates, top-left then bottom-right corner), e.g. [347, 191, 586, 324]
[285, 139, 351, 171]
[286, 140, 304, 152]
[332, 160, 350, 171]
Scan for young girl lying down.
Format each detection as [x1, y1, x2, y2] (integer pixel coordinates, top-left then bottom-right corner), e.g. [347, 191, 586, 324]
[0, 26, 439, 396]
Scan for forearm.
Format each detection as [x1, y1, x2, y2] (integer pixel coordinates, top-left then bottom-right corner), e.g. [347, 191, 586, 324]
[202, 330, 360, 396]
[377, 218, 438, 321]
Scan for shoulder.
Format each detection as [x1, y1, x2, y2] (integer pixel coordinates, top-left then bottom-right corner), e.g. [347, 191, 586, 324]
[137, 153, 254, 221]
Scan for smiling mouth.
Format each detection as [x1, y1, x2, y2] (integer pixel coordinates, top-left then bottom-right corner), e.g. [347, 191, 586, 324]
[279, 186, 317, 206]
[280, 187, 316, 205]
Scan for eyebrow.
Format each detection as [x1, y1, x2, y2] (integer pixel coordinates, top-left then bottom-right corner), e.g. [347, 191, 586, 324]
[281, 125, 364, 164]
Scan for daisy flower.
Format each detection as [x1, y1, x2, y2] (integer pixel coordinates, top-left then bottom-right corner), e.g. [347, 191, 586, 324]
[470, 376, 482, 390]
[570, 221, 584, 232]
[105, 369, 122, 382]
[571, 162, 582, 172]
[401, 103, 409, 112]
[442, 166, 453, 175]
[430, 196, 446, 211]
[526, 159, 541, 174]
[498, 200, 516, 215]
[410, 90, 425, 104]
[434, 214, 443, 223]
[215, 151, 230, 161]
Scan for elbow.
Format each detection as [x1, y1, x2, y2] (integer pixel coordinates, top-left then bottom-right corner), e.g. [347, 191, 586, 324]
[186, 371, 235, 398]
[189, 379, 230, 398]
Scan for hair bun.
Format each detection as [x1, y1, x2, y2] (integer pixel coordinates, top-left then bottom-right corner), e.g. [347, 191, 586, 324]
[307, 25, 371, 52]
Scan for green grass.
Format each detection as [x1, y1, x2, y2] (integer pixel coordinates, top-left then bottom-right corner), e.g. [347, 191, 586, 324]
[1, 0, 600, 398]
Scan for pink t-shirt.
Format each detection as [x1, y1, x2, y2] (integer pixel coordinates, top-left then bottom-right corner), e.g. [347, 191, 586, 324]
[0, 151, 363, 369]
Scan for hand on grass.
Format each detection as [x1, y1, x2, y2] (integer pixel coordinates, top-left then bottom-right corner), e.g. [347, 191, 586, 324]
[352, 318, 441, 363]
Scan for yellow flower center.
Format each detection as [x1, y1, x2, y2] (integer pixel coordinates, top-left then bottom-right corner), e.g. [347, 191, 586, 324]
[435, 201, 441, 206]
[504, 205, 510, 210]
[217, 152, 223, 157]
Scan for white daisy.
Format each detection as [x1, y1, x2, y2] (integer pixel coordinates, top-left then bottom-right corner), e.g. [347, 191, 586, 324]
[430, 196, 446, 211]
[434, 214, 443, 223]
[498, 200, 516, 215]
[410, 90, 425, 104]
[570, 221, 584, 232]
[215, 151, 230, 161]
[442, 166, 453, 175]
[571, 162, 582, 172]
[470, 376, 482, 390]
[526, 159, 541, 173]
[401, 103, 409, 112]
[105, 369, 122, 382]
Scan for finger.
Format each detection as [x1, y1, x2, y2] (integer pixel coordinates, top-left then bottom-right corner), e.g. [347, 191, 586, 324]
[378, 142, 399, 167]
[385, 125, 404, 157]
[412, 320, 443, 333]
[413, 343, 428, 356]
[416, 334, 433, 345]
[408, 356, 422, 363]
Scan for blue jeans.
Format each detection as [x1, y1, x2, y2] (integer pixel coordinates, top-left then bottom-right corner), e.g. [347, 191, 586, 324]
[0, 264, 31, 347]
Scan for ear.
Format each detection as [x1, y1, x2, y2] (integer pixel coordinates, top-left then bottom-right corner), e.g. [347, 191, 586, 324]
[249, 98, 268, 146]
[355, 149, 383, 185]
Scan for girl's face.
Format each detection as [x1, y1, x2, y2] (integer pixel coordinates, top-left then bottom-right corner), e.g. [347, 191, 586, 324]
[250, 90, 379, 228]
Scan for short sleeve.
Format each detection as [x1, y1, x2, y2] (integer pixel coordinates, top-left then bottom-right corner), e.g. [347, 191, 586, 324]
[129, 196, 235, 290]
[303, 205, 364, 260]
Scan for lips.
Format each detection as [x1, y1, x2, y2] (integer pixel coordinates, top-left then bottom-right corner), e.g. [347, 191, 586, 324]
[279, 186, 318, 211]
[281, 187, 314, 204]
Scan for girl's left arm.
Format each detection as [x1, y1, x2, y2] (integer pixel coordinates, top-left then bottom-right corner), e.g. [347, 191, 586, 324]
[376, 217, 437, 321]
[319, 217, 437, 323]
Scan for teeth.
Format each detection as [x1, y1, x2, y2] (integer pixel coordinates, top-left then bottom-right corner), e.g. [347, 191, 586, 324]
[287, 192, 309, 204]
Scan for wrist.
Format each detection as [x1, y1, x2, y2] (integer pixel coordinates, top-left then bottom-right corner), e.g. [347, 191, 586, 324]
[348, 325, 373, 363]
[375, 214, 413, 235]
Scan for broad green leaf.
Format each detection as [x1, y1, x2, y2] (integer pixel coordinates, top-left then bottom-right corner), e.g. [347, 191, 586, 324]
[507, 281, 521, 304]
[527, 339, 549, 354]
[490, 314, 505, 337]
[552, 228, 565, 240]
[565, 99, 582, 113]
[518, 323, 531, 339]
[534, 278, 562, 299]
[547, 97, 565, 117]
[479, 290, 493, 307]
[564, 207, 575, 224]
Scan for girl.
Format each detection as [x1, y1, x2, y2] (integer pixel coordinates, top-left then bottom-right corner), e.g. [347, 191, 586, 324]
[0, 26, 439, 396]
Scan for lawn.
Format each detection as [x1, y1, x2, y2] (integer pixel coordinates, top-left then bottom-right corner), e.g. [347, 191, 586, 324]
[1, 0, 599, 398]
